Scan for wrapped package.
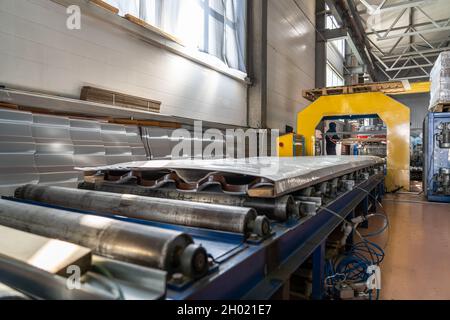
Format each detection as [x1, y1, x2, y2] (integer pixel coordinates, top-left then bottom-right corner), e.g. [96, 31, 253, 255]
[429, 51, 450, 111]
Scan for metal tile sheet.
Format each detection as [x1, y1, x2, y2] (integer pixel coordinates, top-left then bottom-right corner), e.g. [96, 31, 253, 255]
[0, 109, 147, 196]
[78, 156, 384, 196]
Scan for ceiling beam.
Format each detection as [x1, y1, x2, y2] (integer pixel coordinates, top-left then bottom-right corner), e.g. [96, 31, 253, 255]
[357, 0, 438, 15]
[381, 46, 450, 59]
[329, 0, 380, 80]
[377, 24, 450, 41]
[365, 18, 449, 35]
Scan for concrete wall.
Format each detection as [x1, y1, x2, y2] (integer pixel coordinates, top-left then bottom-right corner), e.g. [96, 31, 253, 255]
[0, 0, 247, 126]
[266, 0, 316, 131]
[392, 93, 431, 132]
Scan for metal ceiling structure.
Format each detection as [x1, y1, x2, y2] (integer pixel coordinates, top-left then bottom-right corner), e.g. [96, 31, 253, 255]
[319, 0, 450, 82]
[353, 0, 450, 81]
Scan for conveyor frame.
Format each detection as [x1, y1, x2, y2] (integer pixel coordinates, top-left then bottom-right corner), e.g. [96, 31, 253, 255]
[167, 174, 384, 300]
[1, 174, 384, 300]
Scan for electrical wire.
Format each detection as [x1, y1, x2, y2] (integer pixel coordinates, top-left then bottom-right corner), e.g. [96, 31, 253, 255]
[354, 185, 391, 250]
[320, 185, 389, 300]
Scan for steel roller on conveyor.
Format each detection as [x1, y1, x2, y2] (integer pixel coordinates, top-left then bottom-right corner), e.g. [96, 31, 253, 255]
[0, 199, 208, 279]
[79, 182, 297, 221]
[14, 184, 271, 237]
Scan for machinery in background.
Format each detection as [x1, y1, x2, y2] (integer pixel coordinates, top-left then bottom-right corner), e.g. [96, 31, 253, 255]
[295, 81, 432, 192]
[410, 132, 424, 181]
[294, 92, 410, 192]
[424, 112, 450, 202]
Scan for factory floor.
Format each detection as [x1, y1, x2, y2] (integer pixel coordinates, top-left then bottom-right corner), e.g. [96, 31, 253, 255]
[374, 193, 450, 300]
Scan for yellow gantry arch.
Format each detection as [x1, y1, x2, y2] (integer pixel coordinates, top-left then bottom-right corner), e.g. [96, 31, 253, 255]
[296, 92, 410, 192]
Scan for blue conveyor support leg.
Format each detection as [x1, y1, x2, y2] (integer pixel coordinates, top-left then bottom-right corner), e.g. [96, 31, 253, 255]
[312, 242, 326, 300]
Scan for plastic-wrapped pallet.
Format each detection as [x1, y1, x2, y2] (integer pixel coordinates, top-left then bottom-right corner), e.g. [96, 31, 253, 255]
[429, 51, 450, 111]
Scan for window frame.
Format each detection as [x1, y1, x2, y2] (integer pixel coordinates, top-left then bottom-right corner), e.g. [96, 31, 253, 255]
[65, 0, 249, 83]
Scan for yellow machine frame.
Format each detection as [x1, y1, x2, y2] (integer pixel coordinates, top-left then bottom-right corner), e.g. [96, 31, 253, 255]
[292, 92, 410, 192]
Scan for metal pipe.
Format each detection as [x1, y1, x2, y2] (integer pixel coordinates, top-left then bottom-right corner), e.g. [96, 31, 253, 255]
[80, 182, 296, 221]
[0, 199, 207, 278]
[15, 184, 270, 237]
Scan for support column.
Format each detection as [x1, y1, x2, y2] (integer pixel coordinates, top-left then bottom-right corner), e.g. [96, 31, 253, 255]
[247, 0, 268, 129]
[315, 0, 327, 88]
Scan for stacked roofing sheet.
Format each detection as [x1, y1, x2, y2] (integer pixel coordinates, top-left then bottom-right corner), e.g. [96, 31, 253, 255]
[0, 109, 146, 196]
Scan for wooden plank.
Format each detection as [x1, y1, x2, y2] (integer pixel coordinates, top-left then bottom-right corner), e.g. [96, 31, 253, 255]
[124, 14, 183, 45]
[0, 102, 19, 110]
[90, 0, 119, 14]
[302, 81, 406, 101]
[0, 225, 92, 276]
[248, 187, 274, 198]
[80, 86, 162, 113]
[0, 102, 183, 130]
[109, 118, 181, 129]
[430, 103, 450, 113]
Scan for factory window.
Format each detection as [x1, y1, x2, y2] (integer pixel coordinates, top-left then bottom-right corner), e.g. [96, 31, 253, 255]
[325, 5, 346, 59]
[326, 63, 344, 87]
[331, 39, 346, 59]
[325, 10, 339, 30]
[105, 0, 247, 72]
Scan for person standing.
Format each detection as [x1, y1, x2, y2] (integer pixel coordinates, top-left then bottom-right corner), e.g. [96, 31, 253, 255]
[325, 122, 340, 156]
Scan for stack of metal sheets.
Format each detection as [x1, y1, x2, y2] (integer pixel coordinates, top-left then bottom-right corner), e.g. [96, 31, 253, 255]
[0, 109, 147, 196]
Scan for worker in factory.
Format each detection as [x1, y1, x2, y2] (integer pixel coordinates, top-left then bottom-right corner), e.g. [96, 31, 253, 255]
[325, 122, 340, 156]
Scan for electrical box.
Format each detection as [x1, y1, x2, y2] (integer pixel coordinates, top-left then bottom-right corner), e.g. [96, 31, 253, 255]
[423, 112, 450, 202]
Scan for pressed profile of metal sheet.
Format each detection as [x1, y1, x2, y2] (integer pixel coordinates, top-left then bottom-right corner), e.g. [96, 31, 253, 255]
[77, 156, 384, 197]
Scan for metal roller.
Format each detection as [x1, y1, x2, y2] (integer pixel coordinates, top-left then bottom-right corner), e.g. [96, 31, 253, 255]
[80, 182, 297, 221]
[15, 184, 270, 237]
[0, 199, 208, 278]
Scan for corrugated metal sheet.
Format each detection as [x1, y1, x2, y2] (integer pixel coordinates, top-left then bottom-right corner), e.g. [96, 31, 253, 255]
[141, 127, 267, 160]
[77, 156, 384, 197]
[0, 109, 38, 196]
[0, 109, 146, 196]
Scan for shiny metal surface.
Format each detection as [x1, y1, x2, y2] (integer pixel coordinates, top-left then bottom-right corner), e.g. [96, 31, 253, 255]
[0, 109, 146, 196]
[0, 283, 29, 300]
[0, 253, 114, 300]
[15, 184, 266, 236]
[89, 256, 167, 300]
[0, 199, 206, 276]
[80, 182, 296, 221]
[0, 225, 92, 276]
[78, 156, 383, 196]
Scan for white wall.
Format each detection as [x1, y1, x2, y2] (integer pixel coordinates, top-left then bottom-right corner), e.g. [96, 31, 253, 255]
[267, 0, 316, 131]
[0, 0, 247, 126]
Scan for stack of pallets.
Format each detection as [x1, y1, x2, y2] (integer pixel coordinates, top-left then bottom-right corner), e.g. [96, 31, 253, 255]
[302, 81, 406, 102]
